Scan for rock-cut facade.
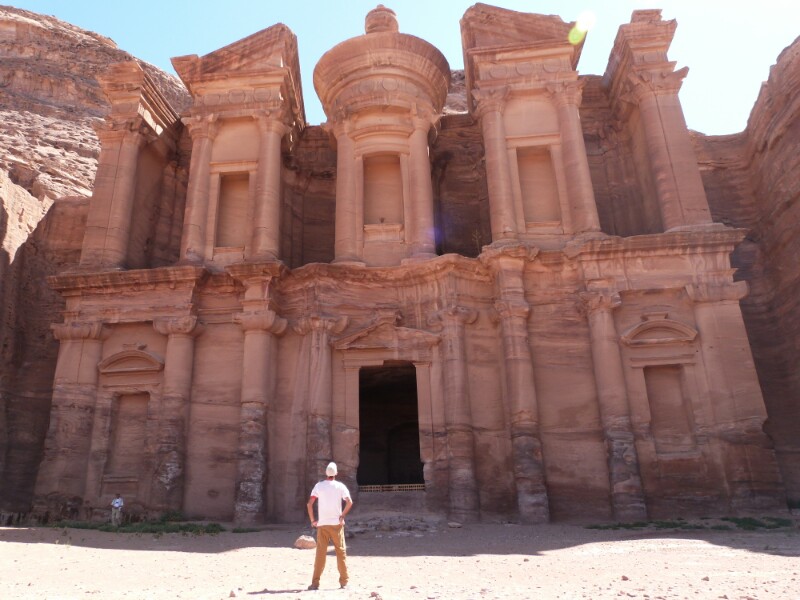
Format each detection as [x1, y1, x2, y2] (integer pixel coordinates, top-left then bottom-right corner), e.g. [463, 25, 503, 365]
[31, 5, 787, 524]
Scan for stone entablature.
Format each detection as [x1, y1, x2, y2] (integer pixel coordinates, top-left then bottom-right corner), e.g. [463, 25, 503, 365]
[30, 5, 787, 525]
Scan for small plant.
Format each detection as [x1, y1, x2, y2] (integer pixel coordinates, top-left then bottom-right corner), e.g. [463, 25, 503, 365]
[48, 520, 224, 535]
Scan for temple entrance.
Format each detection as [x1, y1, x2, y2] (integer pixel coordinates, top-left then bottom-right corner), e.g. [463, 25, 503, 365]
[357, 361, 424, 487]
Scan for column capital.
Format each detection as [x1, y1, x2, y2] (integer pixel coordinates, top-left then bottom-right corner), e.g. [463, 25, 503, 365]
[624, 67, 687, 103]
[153, 315, 203, 337]
[95, 116, 151, 147]
[428, 305, 478, 329]
[579, 290, 622, 315]
[493, 299, 530, 321]
[235, 309, 288, 335]
[52, 321, 109, 341]
[181, 113, 220, 140]
[472, 86, 510, 119]
[544, 79, 585, 108]
[685, 281, 747, 304]
[254, 110, 291, 137]
[293, 314, 349, 336]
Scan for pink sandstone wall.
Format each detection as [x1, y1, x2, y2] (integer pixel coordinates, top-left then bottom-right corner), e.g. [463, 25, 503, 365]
[693, 36, 800, 502]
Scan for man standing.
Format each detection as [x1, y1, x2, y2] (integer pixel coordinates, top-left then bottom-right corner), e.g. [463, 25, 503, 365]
[306, 462, 353, 590]
[110, 493, 124, 526]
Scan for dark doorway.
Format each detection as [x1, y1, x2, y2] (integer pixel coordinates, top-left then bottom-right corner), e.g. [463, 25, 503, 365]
[357, 361, 424, 486]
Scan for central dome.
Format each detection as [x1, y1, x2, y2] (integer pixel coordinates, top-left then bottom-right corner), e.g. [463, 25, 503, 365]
[313, 6, 450, 120]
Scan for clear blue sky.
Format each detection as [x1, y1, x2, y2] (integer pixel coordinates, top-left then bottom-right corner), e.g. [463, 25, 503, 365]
[8, 1, 799, 134]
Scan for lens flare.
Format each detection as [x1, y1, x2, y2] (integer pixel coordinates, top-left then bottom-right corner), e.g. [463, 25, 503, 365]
[569, 10, 596, 46]
[576, 10, 597, 33]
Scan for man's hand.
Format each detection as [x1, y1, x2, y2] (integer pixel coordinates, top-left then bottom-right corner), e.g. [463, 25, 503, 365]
[311, 520, 318, 528]
[339, 515, 345, 525]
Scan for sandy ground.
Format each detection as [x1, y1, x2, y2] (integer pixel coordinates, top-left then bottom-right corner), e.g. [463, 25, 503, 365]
[1, 521, 799, 600]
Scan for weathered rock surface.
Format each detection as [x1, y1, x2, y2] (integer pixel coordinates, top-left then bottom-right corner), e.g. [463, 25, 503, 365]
[0, 4, 799, 521]
[693, 35, 800, 501]
[0, 5, 188, 513]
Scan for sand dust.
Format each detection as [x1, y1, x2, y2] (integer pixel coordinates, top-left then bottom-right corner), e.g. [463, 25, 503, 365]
[1, 521, 799, 599]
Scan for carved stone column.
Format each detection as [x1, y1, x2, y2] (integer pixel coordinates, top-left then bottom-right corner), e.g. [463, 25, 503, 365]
[627, 71, 711, 230]
[580, 291, 647, 520]
[473, 87, 518, 242]
[686, 282, 785, 510]
[332, 121, 361, 263]
[407, 115, 436, 258]
[33, 321, 107, 517]
[233, 309, 287, 523]
[295, 314, 348, 492]
[429, 306, 480, 522]
[250, 112, 290, 261]
[80, 119, 148, 269]
[180, 114, 218, 263]
[152, 315, 202, 512]
[546, 81, 601, 234]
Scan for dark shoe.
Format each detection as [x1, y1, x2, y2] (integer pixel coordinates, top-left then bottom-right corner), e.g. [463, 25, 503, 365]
[340, 583, 348, 589]
[307, 584, 319, 590]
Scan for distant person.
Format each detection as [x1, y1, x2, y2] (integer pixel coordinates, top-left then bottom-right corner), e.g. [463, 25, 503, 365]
[110, 493, 124, 526]
[306, 462, 353, 590]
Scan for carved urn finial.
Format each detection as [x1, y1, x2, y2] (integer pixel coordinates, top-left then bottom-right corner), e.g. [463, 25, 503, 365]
[365, 5, 399, 34]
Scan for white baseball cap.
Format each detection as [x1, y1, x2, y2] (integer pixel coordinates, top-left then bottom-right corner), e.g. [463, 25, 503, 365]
[325, 462, 338, 476]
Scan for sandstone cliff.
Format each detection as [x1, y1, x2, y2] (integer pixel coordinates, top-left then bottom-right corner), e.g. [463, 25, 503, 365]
[693, 35, 800, 502]
[0, 5, 189, 515]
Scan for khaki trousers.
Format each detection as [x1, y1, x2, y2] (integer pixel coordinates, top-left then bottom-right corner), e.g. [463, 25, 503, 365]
[311, 524, 348, 587]
[111, 507, 122, 526]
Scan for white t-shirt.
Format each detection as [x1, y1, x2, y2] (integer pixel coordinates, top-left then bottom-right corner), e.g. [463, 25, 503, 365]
[111, 497, 123, 509]
[310, 479, 351, 526]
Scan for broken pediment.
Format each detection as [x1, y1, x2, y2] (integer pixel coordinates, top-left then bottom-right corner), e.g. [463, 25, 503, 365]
[334, 322, 440, 353]
[620, 314, 698, 347]
[98, 349, 164, 375]
[461, 3, 583, 66]
[172, 23, 298, 82]
[171, 23, 304, 122]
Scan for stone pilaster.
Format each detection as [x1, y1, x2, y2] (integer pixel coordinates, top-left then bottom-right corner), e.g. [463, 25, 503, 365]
[233, 308, 287, 523]
[33, 321, 108, 518]
[429, 306, 480, 522]
[250, 112, 290, 261]
[580, 291, 647, 521]
[180, 114, 219, 263]
[152, 315, 202, 512]
[685, 282, 785, 511]
[545, 80, 601, 235]
[625, 70, 710, 230]
[295, 314, 348, 493]
[80, 119, 149, 269]
[482, 246, 549, 522]
[332, 121, 362, 264]
[407, 114, 436, 258]
[473, 86, 518, 243]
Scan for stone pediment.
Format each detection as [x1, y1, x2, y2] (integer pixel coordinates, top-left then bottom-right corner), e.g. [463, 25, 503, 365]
[98, 349, 164, 375]
[461, 3, 583, 65]
[334, 322, 440, 352]
[620, 314, 698, 347]
[172, 23, 298, 82]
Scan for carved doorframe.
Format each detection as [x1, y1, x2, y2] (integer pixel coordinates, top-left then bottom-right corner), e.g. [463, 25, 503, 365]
[332, 322, 443, 503]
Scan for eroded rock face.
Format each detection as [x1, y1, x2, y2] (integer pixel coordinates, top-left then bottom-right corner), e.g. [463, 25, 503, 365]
[0, 6, 188, 514]
[1, 5, 799, 522]
[693, 35, 800, 502]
